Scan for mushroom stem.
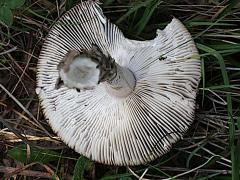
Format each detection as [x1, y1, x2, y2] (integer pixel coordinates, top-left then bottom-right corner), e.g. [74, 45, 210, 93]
[58, 45, 136, 97]
[104, 63, 136, 98]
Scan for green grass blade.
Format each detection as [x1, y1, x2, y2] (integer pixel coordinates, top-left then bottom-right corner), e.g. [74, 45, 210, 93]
[73, 156, 90, 180]
[201, 58, 205, 106]
[216, 0, 240, 19]
[186, 142, 207, 168]
[197, 43, 239, 180]
[187, 21, 236, 27]
[133, 0, 162, 35]
[116, 1, 148, 24]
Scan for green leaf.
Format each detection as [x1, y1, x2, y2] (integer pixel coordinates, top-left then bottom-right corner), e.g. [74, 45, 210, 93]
[0, 5, 13, 26]
[73, 156, 90, 180]
[8, 144, 60, 164]
[6, 0, 25, 9]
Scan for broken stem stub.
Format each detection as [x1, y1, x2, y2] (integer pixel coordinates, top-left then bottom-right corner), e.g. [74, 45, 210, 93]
[58, 45, 136, 98]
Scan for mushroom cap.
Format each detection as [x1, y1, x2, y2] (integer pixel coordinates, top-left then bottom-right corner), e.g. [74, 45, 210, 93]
[36, 1, 201, 165]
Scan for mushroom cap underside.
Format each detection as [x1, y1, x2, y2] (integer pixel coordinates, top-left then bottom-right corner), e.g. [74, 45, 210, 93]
[36, 0, 201, 165]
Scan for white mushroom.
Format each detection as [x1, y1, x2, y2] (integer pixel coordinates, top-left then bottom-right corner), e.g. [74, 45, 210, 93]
[36, 0, 201, 165]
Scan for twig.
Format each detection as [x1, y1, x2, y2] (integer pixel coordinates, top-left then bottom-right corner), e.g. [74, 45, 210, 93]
[0, 101, 42, 128]
[139, 168, 149, 180]
[0, 166, 54, 179]
[0, 129, 60, 143]
[0, 46, 17, 55]
[128, 167, 150, 180]
[4, 162, 36, 179]
[0, 83, 51, 137]
[159, 166, 231, 174]
[162, 155, 222, 180]
[40, 164, 60, 180]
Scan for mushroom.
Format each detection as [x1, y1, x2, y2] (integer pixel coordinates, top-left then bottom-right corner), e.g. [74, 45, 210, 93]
[36, 1, 201, 165]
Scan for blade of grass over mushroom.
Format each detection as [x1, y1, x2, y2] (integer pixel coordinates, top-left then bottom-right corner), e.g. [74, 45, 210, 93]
[197, 43, 239, 180]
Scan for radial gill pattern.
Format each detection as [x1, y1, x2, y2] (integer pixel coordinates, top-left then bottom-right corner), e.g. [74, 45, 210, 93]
[36, 1, 201, 165]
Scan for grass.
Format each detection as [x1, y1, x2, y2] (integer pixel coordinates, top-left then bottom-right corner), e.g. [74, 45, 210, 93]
[0, 0, 240, 179]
